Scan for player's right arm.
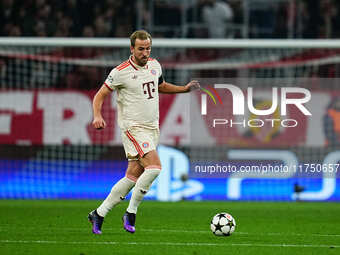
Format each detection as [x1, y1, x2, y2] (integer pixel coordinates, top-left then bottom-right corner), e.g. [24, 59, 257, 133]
[92, 67, 122, 130]
[92, 85, 112, 129]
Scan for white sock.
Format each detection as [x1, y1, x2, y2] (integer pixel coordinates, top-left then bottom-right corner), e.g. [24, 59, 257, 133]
[127, 167, 161, 214]
[97, 177, 136, 217]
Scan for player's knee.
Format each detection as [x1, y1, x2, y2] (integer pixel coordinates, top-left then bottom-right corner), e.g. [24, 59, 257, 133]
[141, 150, 161, 168]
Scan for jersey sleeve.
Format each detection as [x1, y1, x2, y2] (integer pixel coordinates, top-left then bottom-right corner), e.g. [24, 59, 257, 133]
[155, 59, 162, 77]
[104, 68, 123, 91]
[155, 59, 164, 85]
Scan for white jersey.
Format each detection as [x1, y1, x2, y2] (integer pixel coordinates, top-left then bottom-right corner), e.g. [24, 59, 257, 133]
[104, 56, 162, 131]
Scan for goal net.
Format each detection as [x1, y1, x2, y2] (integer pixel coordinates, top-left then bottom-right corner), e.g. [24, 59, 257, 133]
[1, 38, 340, 201]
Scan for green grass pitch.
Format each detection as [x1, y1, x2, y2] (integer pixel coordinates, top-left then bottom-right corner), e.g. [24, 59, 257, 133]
[0, 200, 339, 255]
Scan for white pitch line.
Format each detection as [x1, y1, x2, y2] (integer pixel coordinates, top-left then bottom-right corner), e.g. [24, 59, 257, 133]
[1, 226, 340, 238]
[141, 229, 340, 238]
[0, 239, 339, 248]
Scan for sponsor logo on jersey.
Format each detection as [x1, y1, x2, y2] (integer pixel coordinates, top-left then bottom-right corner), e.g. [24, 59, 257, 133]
[142, 142, 149, 148]
[151, 69, 156, 75]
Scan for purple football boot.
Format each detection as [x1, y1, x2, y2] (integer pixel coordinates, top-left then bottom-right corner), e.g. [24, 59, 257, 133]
[88, 210, 104, 234]
[122, 211, 136, 233]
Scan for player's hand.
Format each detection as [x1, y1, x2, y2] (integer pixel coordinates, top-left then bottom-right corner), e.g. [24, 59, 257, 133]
[185, 80, 200, 92]
[92, 116, 107, 130]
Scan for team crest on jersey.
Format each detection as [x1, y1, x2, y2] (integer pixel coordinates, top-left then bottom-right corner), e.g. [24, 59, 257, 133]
[150, 69, 156, 75]
[142, 142, 149, 148]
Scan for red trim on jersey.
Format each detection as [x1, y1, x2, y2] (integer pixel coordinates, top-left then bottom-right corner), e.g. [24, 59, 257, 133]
[116, 60, 128, 69]
[117, 62, 130, 71]
[117, 64, 130, 71]
[104, 82, 113, 91]
[125, 131, 145, 157]
[148, 57, 155, 61]
[117, 62, 128, 69]
[128, 59, 138, 70]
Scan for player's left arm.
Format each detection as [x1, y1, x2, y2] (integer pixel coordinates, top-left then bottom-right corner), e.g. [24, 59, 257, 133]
[158, 80, 200, 94]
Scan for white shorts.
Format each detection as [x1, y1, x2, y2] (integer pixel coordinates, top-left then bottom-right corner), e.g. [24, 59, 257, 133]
[122, 126, 160, 160]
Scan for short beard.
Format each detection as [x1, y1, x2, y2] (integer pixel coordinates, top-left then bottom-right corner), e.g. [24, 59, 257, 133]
[134, 56, 148, 66]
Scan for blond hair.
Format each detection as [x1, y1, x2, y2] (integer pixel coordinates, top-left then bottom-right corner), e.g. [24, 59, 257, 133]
[130, 30, 152, 47]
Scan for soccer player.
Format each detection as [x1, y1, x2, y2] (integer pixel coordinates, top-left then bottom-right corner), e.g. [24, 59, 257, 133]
[88, 30, 199, 234]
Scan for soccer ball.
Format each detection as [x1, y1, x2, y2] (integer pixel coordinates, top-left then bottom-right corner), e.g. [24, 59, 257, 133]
[210, 212, 236, 236]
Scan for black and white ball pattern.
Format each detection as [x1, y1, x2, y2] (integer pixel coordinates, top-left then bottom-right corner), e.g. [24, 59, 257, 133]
[210, 212, 236, 236]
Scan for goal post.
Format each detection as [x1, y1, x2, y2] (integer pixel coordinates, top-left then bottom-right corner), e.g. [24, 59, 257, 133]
[1, 38, 340, 201]
[1, 38, 340, 88]
[1, 37, 340, 48]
